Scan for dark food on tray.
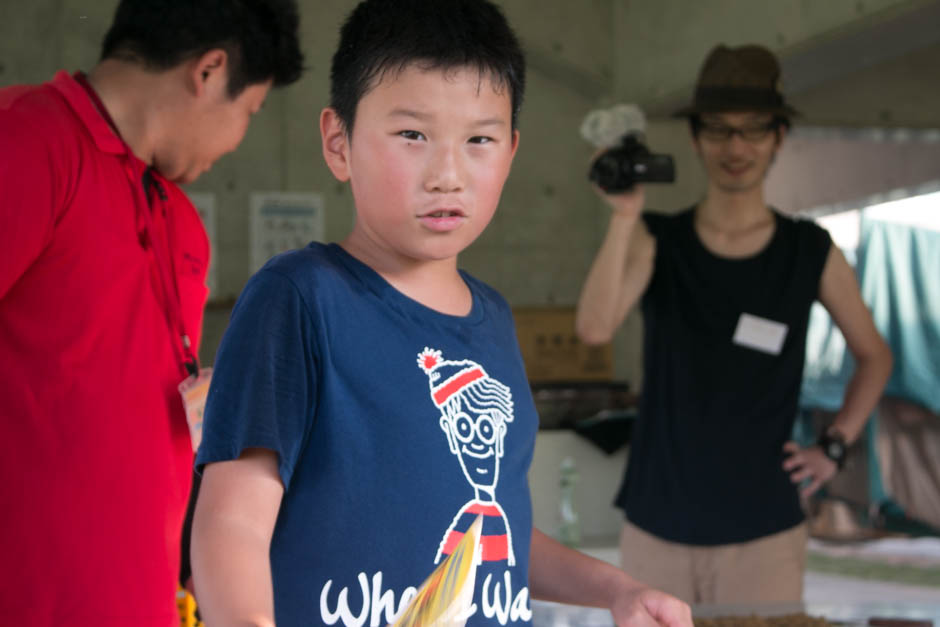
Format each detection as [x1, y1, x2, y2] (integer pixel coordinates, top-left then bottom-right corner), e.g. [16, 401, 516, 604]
[695, 615, 835, 627]
[695, 616, 934, 627]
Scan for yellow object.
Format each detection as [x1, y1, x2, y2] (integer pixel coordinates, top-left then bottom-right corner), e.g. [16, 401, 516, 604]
[176, 585, 204, 627]
[392, 514, 483, 627]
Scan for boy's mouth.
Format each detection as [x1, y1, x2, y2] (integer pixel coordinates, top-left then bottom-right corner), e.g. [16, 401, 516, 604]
[420, 208, 465, 218]
[418, 208, 467, 232]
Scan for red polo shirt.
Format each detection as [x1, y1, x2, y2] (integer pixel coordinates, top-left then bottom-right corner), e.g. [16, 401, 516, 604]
[0, 71, 208, 626]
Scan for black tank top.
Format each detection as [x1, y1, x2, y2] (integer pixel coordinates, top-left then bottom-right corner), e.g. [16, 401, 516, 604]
[615, 207, 832, 545]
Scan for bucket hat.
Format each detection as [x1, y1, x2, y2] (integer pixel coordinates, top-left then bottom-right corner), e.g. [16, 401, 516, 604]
[673, 44, 799, 117]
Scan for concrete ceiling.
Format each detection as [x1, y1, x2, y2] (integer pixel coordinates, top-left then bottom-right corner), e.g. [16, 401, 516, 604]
[781, 0, 940, 94]
[645, 0, 940, 126]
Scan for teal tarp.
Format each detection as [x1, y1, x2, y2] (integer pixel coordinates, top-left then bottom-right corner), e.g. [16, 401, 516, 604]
[859, 218, 940, 412]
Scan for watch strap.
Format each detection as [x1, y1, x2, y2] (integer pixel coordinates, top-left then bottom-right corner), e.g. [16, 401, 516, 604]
[817, 430, 847, 469]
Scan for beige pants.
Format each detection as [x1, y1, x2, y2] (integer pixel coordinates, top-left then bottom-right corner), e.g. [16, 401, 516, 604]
[619, 520, 807, 604]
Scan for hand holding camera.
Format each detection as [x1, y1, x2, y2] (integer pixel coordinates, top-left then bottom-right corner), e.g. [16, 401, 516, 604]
[601, 183, 646, 221]
[581, 104, 676, 195]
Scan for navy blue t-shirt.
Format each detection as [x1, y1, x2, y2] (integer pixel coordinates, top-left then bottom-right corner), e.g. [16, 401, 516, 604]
[197, 243, 538, 626]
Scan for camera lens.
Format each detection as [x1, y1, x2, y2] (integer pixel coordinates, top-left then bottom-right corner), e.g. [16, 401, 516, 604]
[589, 149, 634, 192]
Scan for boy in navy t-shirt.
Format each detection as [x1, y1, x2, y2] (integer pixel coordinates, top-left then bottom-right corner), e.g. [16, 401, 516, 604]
[190, 1, 691, 625]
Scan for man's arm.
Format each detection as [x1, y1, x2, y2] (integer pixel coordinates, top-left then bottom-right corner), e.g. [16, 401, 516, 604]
[817, 244, 893, 442]
[783, 244, 893, 496]
[575, 187, 656, 345]
[529, 529, 690, 627]
[191, 448, 284, 627]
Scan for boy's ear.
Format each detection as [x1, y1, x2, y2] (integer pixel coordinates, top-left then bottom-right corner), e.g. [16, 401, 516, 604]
[189, 49, 228, 99]
[510, 129, 520, 159]
[320, 108, 351, 182]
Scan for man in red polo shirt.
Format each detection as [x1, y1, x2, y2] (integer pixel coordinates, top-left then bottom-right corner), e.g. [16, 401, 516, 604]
[0, 2, 303, 624]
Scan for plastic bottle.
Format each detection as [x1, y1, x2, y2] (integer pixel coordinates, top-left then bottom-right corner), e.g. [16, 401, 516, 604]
[558, 456, 581, 547]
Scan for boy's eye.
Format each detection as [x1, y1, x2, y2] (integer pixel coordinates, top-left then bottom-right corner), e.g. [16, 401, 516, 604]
[398, 130, 426, 141]
[468, 136, 493, 145]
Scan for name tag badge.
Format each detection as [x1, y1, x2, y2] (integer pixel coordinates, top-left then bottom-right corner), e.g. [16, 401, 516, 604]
[178, 367, 213, 452]
[732, 313, 788, 355]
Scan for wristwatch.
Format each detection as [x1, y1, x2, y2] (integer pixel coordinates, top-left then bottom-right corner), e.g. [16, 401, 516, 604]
[817, 430, 847, 469]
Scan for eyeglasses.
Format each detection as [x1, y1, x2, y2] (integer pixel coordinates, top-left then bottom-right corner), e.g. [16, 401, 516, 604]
[698, 121, 777, 142]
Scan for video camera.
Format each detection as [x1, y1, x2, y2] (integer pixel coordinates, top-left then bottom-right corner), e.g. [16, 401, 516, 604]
[580, 104, 676, 193]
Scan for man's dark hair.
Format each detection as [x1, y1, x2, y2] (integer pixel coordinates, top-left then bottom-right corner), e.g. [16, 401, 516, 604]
[330, 0, 526, 134]
[100, 0, 304, 97]
[689, 114, 791, 139]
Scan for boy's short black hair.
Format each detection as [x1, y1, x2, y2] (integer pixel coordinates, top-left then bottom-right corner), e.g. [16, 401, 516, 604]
[100, 0, 304, 98]
[330, 0, 526, 133]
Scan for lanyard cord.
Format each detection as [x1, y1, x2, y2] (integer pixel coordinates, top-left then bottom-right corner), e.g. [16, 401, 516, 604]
[74, 72, 198, 377]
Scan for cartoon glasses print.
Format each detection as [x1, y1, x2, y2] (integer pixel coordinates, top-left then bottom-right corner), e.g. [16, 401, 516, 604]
[453, 412, 497, 445]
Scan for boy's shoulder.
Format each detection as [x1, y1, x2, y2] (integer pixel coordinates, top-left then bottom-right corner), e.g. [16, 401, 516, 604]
[259, 242, 346, 283]
[246, 242, 358, 306]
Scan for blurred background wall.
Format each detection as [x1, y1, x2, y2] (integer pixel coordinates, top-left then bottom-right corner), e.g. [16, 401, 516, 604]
[3, 0, 938, 382]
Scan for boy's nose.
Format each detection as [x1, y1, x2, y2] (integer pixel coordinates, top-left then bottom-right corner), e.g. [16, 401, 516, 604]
[424, 145, 465, 193]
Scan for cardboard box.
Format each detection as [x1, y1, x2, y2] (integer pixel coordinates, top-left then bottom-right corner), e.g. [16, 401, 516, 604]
[513, 307, 613, 382]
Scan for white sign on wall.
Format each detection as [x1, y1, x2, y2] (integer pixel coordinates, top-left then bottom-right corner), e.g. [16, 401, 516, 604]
[250, 192, 325, 274]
